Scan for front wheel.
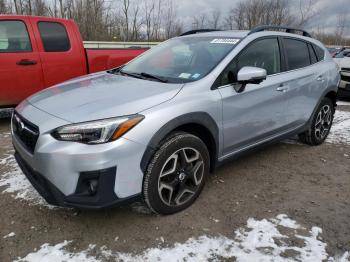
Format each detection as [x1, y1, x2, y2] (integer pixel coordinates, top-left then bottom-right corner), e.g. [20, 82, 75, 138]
[298, 97, 334, 146]
[143, 132, 210, 215]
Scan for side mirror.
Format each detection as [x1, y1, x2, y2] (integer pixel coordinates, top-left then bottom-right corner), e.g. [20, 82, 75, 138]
[237, 66, 267, 85]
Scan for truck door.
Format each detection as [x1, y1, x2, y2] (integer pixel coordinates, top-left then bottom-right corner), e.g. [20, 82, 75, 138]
[29, 18, 86, 88]
[0, 18, 44, 106]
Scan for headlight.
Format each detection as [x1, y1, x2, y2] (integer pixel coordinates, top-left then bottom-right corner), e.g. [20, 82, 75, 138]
[52, 115, 144, 144]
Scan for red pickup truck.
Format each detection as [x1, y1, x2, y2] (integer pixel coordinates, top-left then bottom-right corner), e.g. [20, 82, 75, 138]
[0, 15, 148, 107]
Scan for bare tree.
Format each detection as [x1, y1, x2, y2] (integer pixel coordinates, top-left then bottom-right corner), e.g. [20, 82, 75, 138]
[293, 0, 319, 27]
[144, 0, 155, 41]
[131, 4, 142, 40]
[223, 0, 318, 30]
[192, 13, 207, 29]
[163, 0, 176, 38]
[121, 0, 131, 41]
[335, 13, 348, 46]
[209, 10, 221, 29]
[0, 0, 8, 13]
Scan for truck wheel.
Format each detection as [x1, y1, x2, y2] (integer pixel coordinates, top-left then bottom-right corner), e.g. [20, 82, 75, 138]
[143, 132, 210, 215]
[298, 97, 334, 146]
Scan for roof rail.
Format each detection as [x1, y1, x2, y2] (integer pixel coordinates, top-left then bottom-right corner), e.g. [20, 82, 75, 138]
[249, 25, 312, 38]
[180, 29, 221, 36]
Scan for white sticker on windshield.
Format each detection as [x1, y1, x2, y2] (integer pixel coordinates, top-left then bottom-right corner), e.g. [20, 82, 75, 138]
[192, 73, 201, 79]
[211, 38, 240, 45]
[179, 73, 192, 79]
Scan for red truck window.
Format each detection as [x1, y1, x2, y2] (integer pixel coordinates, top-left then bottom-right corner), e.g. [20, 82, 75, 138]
[0, 21, 32, 53]
[38, 21, 70, 52]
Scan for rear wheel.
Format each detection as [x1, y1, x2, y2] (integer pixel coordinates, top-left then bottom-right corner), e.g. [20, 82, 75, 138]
[143, 132, 210, 215]
[298, 97, 334, 146]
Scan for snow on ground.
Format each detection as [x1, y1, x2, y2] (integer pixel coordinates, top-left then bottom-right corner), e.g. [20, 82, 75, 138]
[284, 110, 350, 145]
[327, 110, 350, 145]
[0, 150, 53, 208]
[15, 214, 349, 262]
[3, 232, 15, 239]
[337, 101, 350, 106]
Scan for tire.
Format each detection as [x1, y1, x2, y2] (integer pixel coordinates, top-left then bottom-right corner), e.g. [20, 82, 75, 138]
[143, 132, 210, 215]
[298, 97, 334, 146]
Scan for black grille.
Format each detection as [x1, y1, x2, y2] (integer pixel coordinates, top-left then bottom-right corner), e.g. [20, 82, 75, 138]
[12, 113, 39, 154]
[341, 67, 350, 72]
[341, 74, 350, 82]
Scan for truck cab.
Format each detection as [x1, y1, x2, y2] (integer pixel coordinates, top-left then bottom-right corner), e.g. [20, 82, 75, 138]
[0, 15, 147, 107]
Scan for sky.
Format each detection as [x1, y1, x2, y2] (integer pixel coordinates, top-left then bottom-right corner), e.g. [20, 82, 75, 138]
[174, 0, 350, 37]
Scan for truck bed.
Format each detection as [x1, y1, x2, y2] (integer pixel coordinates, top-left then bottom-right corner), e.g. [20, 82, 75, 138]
[86, 48, 148, 73]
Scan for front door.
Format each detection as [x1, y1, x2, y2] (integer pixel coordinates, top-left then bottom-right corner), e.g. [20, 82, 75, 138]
[217, 37, 290, 156]
[0, 18, 43, 106]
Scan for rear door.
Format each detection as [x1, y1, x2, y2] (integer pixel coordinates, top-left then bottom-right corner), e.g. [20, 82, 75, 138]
[217, 37, 290, 156]
[280, 38, 328, 126]
[29, 17, 86, 88]
[0, 18, 44, 106]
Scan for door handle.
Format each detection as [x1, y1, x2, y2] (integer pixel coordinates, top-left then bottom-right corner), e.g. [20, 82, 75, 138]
[16, 59, 37, 66]
[316, 76, 325, 82]
[276, 84, 289, 92]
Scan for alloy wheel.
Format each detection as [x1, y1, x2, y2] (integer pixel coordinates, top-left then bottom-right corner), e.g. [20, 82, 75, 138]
[158, 147, 204, 206]
[315, 105, 332, 140]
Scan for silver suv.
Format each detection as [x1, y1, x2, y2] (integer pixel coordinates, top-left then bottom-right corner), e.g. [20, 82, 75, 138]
[12, 26, 340, 214]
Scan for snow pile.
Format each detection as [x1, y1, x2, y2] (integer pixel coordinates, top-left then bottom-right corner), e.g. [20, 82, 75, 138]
[3, 232, 15, 239]
[14, 241, 98, 262]
[337, 101, 350, 106]
[326, 111, 350, 145]
[16, 214, 348, 262]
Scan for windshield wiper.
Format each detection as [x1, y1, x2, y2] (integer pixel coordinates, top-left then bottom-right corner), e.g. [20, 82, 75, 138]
[119, 70, 168, 83]
[140, 72, 168, 83]
[119, 70, 143, 80]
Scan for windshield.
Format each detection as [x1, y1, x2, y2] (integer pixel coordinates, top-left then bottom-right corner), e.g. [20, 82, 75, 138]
[335, 50, 350, 58]
[335, 51, 345, 58]
[119, 37, 240, 83]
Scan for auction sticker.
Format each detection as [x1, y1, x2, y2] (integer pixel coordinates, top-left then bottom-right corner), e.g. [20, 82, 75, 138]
[179, 73, 192, 79]
[211, 38, 240, 45]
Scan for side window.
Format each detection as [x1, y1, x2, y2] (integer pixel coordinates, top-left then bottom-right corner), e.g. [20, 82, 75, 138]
[38, 22, 70, 52]
[308, 44, 318, 64]
[312, 44, 325, 61]
[0, 20, 32, 53]
[237, 38, 281, 75]
[218, 38, 280, 86]
[284, 38, 310, 70]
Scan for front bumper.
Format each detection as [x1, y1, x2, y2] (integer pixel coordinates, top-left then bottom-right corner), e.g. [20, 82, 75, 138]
[12, 103, 148, 208]
[14, 152, 140, 209]
[338, 80, 350, 100]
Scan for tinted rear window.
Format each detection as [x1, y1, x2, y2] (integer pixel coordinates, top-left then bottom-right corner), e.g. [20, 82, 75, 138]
[38, 22, 70, 52]
[308, 44, 318, 64]
[313, 44, 325, 61]
[284, 38, 310, 70]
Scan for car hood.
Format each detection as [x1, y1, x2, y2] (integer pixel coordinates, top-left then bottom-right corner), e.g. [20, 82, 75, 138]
[27, 72, 183, 123]
[334, 58, 350, 69]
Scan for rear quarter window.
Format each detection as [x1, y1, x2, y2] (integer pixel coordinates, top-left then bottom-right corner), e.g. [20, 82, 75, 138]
[308, 44, 318, 64]
[312, 44, 325, 61]
[284, 38, 310, 70]
[38, 22, 70, 52]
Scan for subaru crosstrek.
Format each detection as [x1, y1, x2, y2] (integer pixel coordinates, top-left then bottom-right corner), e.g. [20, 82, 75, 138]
[12, 26, 340, 214]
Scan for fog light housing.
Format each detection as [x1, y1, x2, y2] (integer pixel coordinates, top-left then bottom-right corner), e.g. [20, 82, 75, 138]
[88, 179, 99, 195]
[75, 173, 100, 196]
[65, 167, 117, 207]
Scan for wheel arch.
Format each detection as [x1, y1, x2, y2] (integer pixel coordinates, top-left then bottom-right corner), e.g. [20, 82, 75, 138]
[140, 112, 219, 173]
[325, 90, 337, 107]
